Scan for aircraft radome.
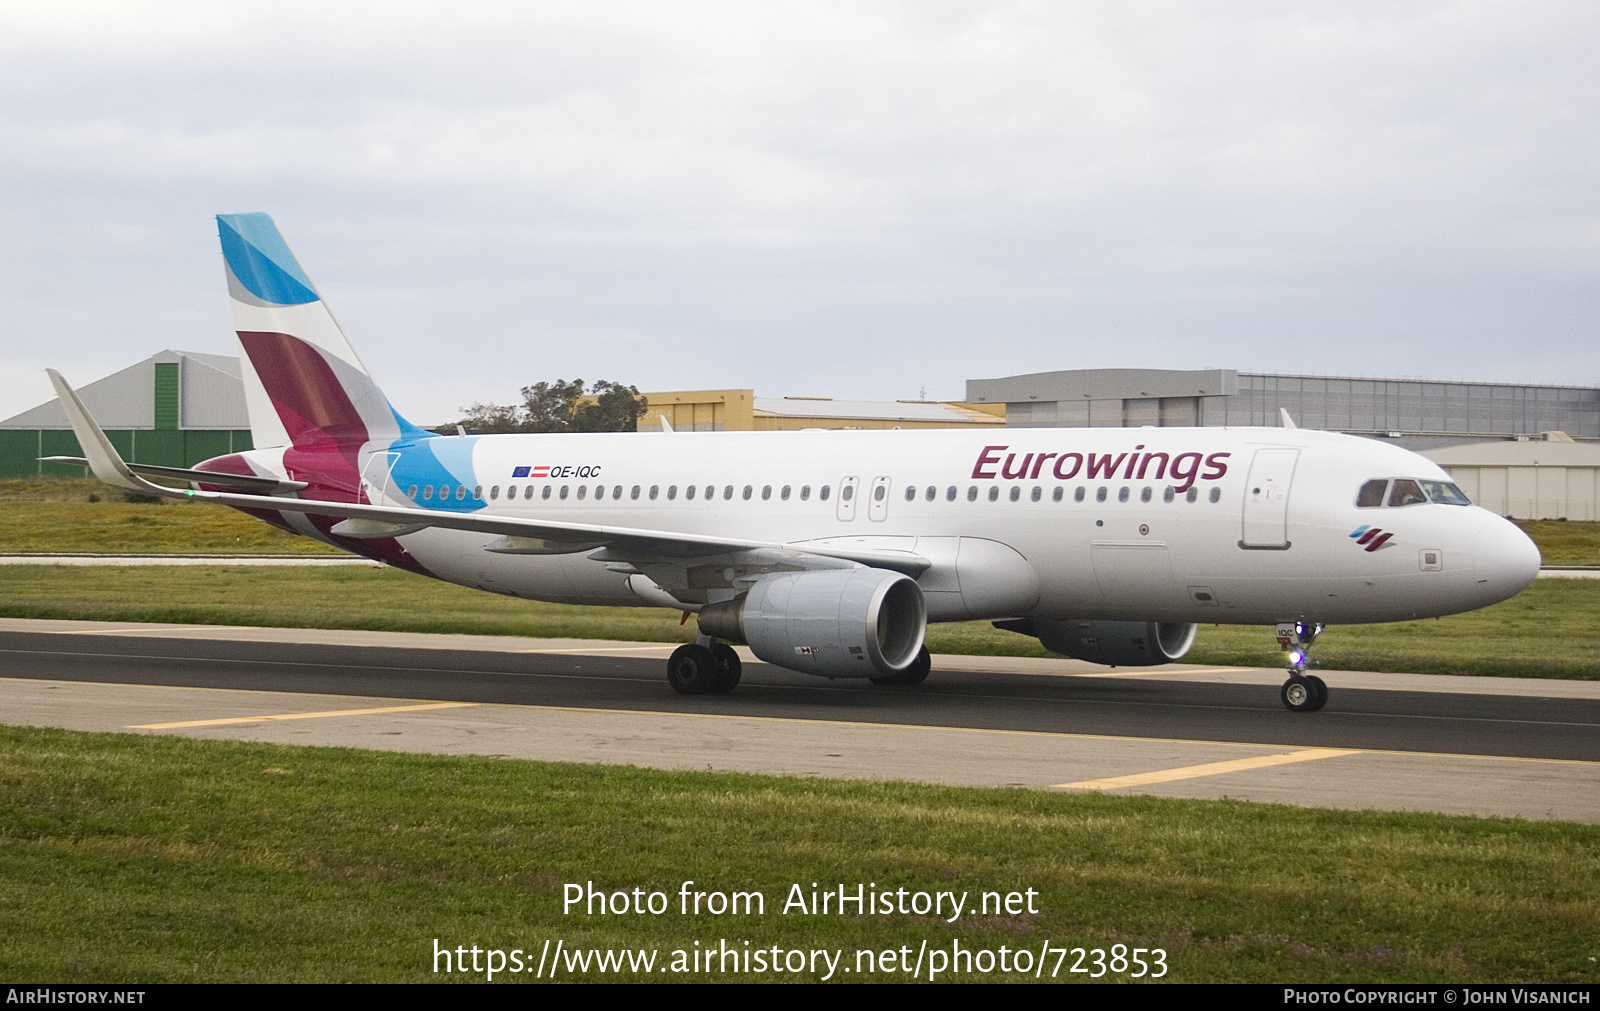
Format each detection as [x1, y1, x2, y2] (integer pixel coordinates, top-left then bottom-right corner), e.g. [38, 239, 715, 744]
[46, 213, 1542, 712]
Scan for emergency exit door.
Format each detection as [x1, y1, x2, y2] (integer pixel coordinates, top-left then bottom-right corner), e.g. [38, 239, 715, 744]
[1239, 448, 1299, 549]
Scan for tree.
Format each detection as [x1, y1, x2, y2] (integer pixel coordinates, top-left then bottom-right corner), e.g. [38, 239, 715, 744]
[576, 380, 649, 433]
[520, 379, 588, 433]
[452, 379, 647, 434]
[455, 402, 523, 435]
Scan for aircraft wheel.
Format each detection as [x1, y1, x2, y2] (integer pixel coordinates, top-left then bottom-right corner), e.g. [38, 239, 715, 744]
[870, 646, 931, 686]
[1304, 674, 1328, 711]
[1281, 675, 1321, 713]
[667, 644, 720, 695]
[708, 642, 742, 693]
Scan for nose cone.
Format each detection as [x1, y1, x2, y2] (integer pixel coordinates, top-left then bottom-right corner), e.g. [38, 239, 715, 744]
[1474, 516, 1541, 604]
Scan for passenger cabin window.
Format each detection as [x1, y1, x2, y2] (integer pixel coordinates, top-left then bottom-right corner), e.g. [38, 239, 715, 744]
[904, 486, 916, 502]
[539, 486, 550, 500]
[820, 486, 831, 501]
[422, 485, 432, 500]
[489, 485, 500, 500]
[1388, 479, 1427, 507]
[987, 486, 999, 502]
[1074, 487, 1085, 502]
[781, 485, 791, 500]
[800, 485, 810, 501]
[407, 485, 418, 499]
[1209, 488, 1221, 503]
[945, 486, 956, 501]
[1052, 487, 1063, 502]
[686, 485, 696, 500]
[1356, 479, 1388, 508]
[967, 486, 978, 502]
[667, 485, 677, 500]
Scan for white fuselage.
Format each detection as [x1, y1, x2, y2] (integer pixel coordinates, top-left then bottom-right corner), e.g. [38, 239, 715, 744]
[256, 425, 1541, 627]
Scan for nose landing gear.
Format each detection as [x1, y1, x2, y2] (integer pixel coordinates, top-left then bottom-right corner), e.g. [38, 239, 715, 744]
[1276, 621, 1328, 712]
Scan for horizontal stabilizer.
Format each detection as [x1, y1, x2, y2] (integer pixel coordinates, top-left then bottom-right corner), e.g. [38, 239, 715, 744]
[39, 457, 306, 492]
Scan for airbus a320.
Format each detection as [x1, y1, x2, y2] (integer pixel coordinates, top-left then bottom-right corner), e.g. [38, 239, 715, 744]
[47, 213, 1542, 711]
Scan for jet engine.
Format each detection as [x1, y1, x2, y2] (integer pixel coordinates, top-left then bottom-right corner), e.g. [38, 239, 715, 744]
[994, 618, 1197, 666]
[698, 568, 926, 678]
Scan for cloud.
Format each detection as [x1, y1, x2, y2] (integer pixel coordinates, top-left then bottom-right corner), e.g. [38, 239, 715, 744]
[1, 1, 1596, 422]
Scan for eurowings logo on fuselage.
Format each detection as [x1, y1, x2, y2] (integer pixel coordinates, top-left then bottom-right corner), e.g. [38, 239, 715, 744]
[1350, 525, 1394, 551]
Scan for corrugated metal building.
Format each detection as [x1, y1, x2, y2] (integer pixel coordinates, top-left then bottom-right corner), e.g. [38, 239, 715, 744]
[968, 368, 1600, 451]
[0, 350, 253, 478]
[1421, 437, 1600, 521]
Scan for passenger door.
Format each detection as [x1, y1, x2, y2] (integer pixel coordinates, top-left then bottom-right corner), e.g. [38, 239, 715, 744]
[1240, 448, 1299, 549]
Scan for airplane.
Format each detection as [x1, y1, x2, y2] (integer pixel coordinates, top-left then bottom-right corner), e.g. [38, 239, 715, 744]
[45, 213, 1543, 712]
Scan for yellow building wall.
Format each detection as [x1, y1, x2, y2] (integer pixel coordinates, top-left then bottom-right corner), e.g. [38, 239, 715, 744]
[640, 390, 754, 432]
[637, 390, 1005, 432]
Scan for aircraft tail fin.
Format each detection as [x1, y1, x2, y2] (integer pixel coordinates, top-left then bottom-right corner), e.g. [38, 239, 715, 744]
[217, 213, 428, 450]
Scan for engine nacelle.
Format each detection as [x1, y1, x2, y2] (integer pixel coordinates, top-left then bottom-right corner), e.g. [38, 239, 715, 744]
[698, 568, 926, 678]
[995, 618, 1198, 667]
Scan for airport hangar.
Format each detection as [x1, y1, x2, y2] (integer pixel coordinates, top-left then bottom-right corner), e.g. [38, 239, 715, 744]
[4, 355, 1596, 520]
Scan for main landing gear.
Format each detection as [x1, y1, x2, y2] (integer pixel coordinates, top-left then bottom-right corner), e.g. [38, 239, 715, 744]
[667, 637, 741, 695]
[870, 646, 932, 687]
[1276, 621, 1328, 713]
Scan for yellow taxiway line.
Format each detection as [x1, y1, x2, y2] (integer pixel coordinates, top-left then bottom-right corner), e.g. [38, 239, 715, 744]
[1058, 748, 1361, 790]
[131, 701, 477, 730]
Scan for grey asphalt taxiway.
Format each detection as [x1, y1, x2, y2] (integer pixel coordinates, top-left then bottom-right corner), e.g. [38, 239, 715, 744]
[1, 617, 1597, 823]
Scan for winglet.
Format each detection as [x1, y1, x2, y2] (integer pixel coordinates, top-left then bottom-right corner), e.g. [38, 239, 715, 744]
[1279, 408, 1298, 429]
[659, 413, 674, 433]
[46, 370, 185, 500]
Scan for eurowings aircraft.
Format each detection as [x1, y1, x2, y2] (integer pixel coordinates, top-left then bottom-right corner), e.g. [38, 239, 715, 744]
[47, 213, 1542, 712]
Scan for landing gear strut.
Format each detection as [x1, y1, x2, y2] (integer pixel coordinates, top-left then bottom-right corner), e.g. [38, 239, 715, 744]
[1276, 621, 1328, 713]
[667, 638, 741, 695]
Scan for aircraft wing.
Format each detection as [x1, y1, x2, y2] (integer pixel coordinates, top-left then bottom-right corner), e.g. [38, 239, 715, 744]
[47, 370, 930, 577]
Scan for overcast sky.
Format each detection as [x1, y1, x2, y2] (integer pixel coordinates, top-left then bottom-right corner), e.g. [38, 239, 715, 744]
[1, 1, 1596, 423]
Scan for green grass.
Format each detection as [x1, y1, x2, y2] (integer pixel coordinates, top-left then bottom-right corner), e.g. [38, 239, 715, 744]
[0, 478, 339, 554]
[0, 724, 1594, 983]
[1515, 519, 1600, 566]
[1, 565, 1596, 679]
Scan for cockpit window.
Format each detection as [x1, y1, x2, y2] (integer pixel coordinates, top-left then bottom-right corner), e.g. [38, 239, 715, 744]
[1388, 479, 1428, 507]
[1356, 479, 1388, 508]
[1420, 480, 1472, 506]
